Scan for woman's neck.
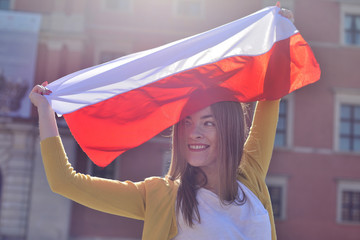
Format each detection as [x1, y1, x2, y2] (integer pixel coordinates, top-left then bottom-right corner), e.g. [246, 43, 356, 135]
[198, 166, 220, 196]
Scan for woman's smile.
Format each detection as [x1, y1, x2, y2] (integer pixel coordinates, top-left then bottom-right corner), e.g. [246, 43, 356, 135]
[188, 144, 210, 151]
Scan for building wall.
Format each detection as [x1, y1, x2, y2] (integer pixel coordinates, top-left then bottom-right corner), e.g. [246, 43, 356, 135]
[267, 1, 360, 240]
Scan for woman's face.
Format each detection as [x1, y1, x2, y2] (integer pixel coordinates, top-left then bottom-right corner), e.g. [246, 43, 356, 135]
[182, 106, 218, 172]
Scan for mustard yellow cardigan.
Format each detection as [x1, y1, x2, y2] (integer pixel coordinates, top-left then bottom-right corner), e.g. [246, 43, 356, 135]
[40, 100, 279, 240]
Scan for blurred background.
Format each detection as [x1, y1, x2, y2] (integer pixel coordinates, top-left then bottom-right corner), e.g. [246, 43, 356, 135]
[0, 0, 359, 239]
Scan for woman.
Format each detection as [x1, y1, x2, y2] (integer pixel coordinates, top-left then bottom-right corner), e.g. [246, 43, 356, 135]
[30, 7, 294, 239]
[30, 82, 279, 240]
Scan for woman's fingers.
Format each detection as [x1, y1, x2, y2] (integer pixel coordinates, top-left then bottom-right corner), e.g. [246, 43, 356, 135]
[36, 83, 52, 95]
[275, 2, 294, 23]
[33, 85, 44, 94]
[279, 8, 294, 23]
[39, 81, 51, 95]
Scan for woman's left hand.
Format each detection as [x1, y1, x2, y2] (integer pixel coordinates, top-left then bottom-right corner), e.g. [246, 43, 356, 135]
[277, 2, 294, 23]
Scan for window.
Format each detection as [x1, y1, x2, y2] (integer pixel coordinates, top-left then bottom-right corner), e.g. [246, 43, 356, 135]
[0, 0, 10, 10]
[344, 14, 360, 45]
[87, 160, 117, 179]
[75, 144, 118, 179]
[274, 96, 293, 148]
[266, 176, 287, 220]
[339, 104, 360, 152]
[174, 0, 204, 18]
[268, 185, 283, 219]
[337, 180, 360, 224]
[342, 191, 360, 222]
[275, 99, 288, 147]
[341, 4, 360, 46]
[335, 91, 360, 152]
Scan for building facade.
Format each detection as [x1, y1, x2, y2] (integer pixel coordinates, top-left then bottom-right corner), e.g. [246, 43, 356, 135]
[0, 0, 359, 239]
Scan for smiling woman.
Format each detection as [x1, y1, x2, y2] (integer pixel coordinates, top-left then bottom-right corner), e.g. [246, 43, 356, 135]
[169, 101, 247, 228]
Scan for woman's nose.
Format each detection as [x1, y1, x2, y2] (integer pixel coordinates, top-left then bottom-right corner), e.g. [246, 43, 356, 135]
[189, 125, 203, 139]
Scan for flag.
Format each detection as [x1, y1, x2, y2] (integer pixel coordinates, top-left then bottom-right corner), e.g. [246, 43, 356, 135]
[45, 6, 321, 167]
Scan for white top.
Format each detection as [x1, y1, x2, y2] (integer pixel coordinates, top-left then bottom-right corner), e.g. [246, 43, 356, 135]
[174, 181, 271, 240]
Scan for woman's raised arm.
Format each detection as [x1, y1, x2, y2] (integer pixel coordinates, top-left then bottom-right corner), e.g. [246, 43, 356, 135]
[241, 100, 280, 178]
[29, 82, 148, 220]
[29, 82, 59, 140]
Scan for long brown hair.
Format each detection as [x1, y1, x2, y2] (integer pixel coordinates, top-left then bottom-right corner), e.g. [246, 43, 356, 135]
[166, 101, 247, 227]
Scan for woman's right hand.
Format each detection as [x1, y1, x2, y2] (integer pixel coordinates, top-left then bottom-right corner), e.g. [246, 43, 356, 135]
[29, 81, 52, 110]
[29, 81, 59, 140]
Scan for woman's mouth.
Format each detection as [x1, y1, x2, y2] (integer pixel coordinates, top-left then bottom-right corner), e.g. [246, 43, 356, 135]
[188, 144, 209, 151]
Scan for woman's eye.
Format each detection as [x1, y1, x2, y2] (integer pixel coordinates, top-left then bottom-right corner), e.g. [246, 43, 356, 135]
[204, 121, 215, 127]
[184, 119, 192, 126]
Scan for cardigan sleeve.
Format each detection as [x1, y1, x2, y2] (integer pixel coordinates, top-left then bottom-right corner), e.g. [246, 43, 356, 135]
[40, 136, 146, 220]
[240, 100, 280, 179]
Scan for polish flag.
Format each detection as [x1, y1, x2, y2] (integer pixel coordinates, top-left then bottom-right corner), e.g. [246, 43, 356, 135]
[45, 6, 320, 167]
